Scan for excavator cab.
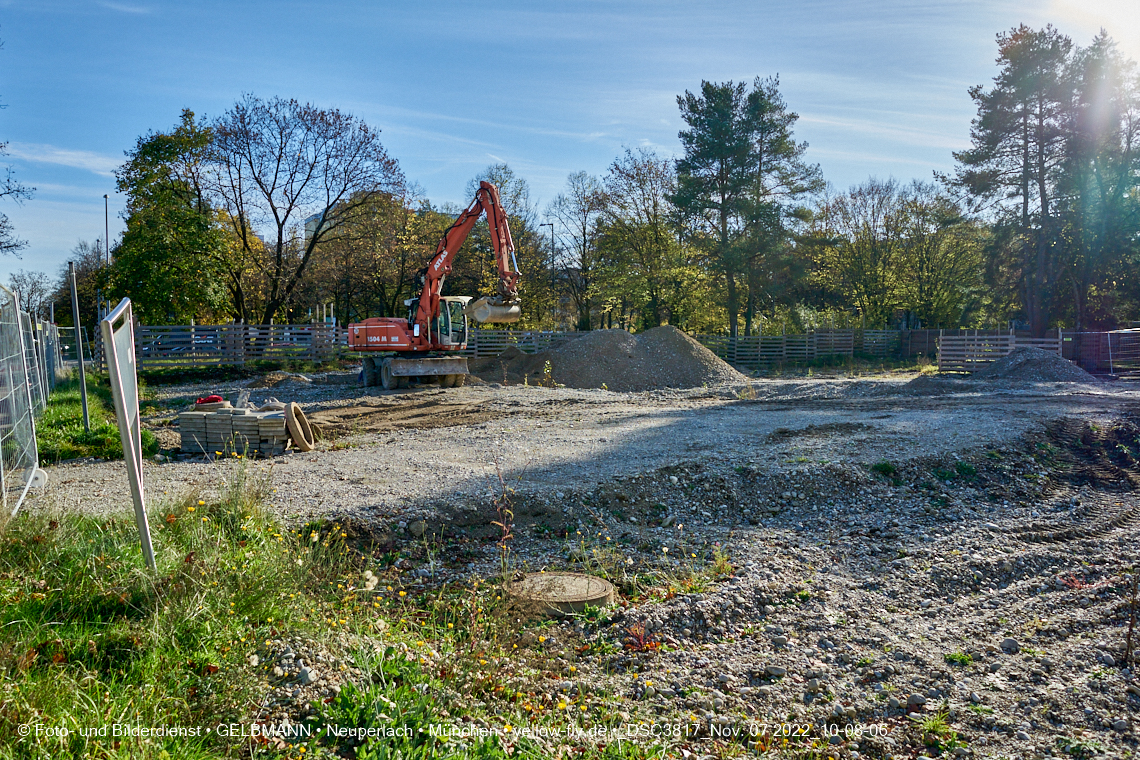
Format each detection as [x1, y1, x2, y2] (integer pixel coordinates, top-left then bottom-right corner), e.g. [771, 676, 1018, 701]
[436, 296, 471, 347]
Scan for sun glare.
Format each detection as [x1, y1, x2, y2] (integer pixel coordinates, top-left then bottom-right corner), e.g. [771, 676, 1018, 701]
[1049, 0, 1140, 60]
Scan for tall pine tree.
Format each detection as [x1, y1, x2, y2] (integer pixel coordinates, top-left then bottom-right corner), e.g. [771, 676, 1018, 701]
[672, 77, 819, 336]
[949, 25, 1073, 336]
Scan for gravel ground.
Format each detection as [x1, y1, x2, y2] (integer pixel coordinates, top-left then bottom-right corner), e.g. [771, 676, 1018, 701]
[27, 370, 1140, 758]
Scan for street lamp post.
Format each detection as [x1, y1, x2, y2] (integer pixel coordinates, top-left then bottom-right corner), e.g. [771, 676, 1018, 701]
[541, 222, 555, 322]
[541, 223, 555, 266]
[104, 194, 110, 265]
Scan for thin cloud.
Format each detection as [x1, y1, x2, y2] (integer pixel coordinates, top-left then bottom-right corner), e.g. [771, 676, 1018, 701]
[798, 116, 967, 151]
[351, 100, 612, 143]
[98, 1, 152, 14]
[6, 143, 120, 176]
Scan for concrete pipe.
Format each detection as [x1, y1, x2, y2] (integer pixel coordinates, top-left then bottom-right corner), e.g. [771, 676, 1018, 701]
[467, 297, 521, 324]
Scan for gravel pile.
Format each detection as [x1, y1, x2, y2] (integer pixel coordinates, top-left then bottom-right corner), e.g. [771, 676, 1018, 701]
[974, 347, 1100, 384]
[899, 374, 974, 396]
[469, 326, 747, 391]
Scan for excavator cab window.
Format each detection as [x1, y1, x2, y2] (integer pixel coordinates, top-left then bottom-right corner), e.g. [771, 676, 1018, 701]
[432, 308, 448, 345]
[446, 300, 467, 345]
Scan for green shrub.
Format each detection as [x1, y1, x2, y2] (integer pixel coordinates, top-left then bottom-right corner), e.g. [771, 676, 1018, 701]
[871, 461, 897, 477]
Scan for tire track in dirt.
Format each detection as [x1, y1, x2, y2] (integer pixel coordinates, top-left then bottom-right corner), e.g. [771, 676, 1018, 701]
[1002, 411, 1140, 543]
[306, 399, 499, 437]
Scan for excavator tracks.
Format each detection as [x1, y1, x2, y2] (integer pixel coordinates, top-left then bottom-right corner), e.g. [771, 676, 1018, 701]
[1000, 411, 1140, 544]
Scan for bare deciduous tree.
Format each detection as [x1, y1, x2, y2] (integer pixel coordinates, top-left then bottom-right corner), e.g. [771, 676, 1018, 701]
[547, 171, 605, 330]
[210, 94, 404, 323]
[8, 268, 52, 315]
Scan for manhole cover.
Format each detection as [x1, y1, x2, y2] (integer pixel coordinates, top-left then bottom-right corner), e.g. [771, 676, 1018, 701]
[507, 572, 616, 616]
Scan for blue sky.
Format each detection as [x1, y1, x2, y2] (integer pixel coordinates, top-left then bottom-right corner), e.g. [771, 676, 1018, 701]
[0, 0, 1136, 288]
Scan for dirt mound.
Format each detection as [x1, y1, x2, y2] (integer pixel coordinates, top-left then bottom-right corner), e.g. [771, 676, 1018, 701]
[247, 372, 312, 389]
[468, 327, 747, 391]
[899, 374, 973, 396]
[973, 347, 1099, 384]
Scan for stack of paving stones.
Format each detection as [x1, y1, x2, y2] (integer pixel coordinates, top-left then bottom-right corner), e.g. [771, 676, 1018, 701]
[178, 405, 290, 457]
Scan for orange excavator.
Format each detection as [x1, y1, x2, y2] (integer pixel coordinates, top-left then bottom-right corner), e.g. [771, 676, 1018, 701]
[347, 181, 521, 389]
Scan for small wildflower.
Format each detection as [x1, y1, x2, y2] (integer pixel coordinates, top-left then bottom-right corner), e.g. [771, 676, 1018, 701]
[538, 636, 546, 643]
[399, 591, 407, 597]
[187, 506, 196, 513]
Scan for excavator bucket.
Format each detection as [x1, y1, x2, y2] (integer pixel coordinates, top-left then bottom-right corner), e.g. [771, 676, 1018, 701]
[465, 297, 521, 324]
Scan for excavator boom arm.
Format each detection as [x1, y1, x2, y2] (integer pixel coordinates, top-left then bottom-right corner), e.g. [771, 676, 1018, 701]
[413, 181, 521, 334]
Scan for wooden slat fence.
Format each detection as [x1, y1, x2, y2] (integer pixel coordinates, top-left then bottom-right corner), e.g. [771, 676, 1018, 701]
[129, 324, 347, 368]
[857, 329, 902, 357]
[95, 323, 1121, 374]
[692, 330, 857, 368]
[461, 330, 579, 358]
[937, 332, 1062, 372]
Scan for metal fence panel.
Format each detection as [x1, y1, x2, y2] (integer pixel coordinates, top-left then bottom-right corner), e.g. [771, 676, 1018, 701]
[101, 299, 156, 569]
[39, 320, 64, 391]
[19, 310, 45, 414]
[0, 285, 44, 518]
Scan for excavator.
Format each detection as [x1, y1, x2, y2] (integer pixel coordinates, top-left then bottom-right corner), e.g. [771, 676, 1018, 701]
[347, 181, 521, 390]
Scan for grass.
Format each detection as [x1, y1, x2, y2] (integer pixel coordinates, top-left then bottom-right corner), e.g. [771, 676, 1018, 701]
[870, 461, 897, 477]
[1056, 734, 1105, 759]
[911, 707, 963, 752]
[0, 464, 696, 759]
[0, 463, 316, 758]
[37, 374, 158, 465]
[932, 461, 979, 483]
[561, 526, 734, 603]
[943, 651, 972, 667]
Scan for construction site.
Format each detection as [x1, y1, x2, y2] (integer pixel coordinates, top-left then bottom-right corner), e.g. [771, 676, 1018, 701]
[7, 3, 1140, 757]
[21, 324, 1137, 759]
[4, 172, 1136, 759]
